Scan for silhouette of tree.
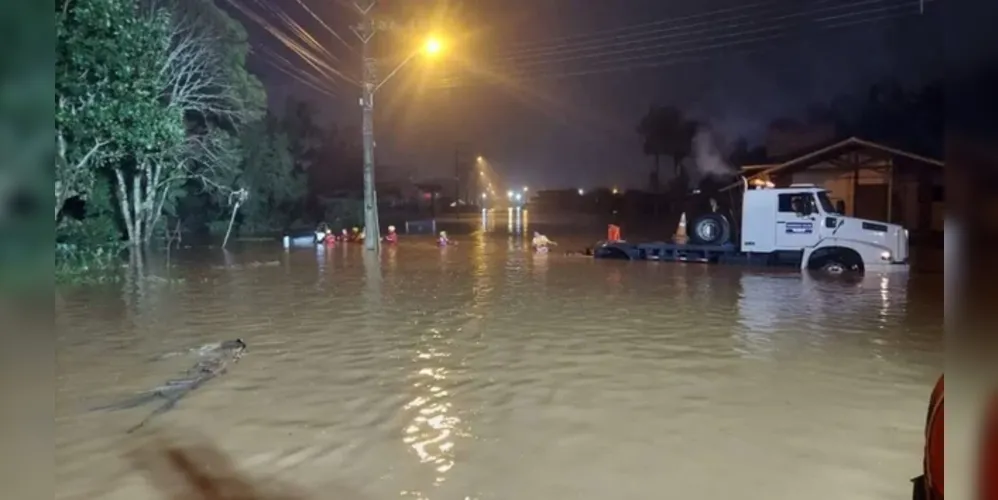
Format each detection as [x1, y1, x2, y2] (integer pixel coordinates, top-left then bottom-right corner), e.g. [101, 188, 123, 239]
[636, 105, 696, 192]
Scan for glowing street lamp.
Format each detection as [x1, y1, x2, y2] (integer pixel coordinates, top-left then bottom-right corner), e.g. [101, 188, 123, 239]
[506, 190, 513, 199]
[477, 156, 484, 162]
[578, 188, 585, 195]
[361, 33, 447, 251]
[481, 193, 487, 199]
[423, 36, 443, 55]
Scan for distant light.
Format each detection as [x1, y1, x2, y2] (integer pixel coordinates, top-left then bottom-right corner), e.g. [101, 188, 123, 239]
[479, 171, 484, 176]
[514, 193, 522, 201]
[507, 190, 513, 198]
[612, 187, 619, 195]
[423, 37, 443, 55]
[481, 193, 487, 199]
[523, 186, 529, 192]
[477, 156, 483, 162]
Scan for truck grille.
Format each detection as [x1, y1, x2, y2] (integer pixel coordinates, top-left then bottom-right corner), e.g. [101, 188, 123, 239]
[896, 229, 909, 263]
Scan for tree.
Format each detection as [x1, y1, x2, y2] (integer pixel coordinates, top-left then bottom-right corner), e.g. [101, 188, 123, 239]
[106, 1, 260, 245]
[636, 105, 697, 192]
[234, 116, 304, 233]
[55, 0, 183, 228]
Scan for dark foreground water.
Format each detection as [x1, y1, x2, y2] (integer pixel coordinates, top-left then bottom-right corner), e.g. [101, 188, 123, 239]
[56, 211, 943, 500]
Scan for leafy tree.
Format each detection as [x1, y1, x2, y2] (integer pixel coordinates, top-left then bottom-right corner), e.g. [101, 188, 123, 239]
[636, 105, 697, 192]
[55, 0, 184, 230]
[234, 116, 304, 233]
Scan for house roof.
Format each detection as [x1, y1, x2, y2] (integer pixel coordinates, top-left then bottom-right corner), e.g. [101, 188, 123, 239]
[722, 137, 943, 192]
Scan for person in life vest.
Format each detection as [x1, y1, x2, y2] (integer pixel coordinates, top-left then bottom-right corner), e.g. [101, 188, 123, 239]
[914, 374, 944, 500]
[338, 228, 349, 242]
[532, 231, 556, 253]
[607, 224, 621, 242]
[384, 225, 398, 244]
[438, 231, 451, 246]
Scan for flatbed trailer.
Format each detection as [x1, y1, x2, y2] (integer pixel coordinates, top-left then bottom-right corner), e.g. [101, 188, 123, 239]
[592, 241, 804, 268]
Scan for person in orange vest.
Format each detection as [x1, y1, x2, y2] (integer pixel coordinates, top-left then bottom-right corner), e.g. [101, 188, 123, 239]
[914, 374, 944, 500]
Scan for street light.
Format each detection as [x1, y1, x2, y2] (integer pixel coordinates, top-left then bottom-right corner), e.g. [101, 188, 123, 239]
[578, 188, 585, 195]
[506, 190, 513, 198]
[423, 36, 443, 55]
[523, 186, 529, 192]
[477, 156, 483, 162]
[359, 32, 446, 251]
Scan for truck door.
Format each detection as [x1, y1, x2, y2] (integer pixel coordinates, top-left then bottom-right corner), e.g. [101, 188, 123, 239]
[775, 192, 820, 249]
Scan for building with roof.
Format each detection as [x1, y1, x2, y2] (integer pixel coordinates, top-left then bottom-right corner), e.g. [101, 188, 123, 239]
[731, 137, 943, 245]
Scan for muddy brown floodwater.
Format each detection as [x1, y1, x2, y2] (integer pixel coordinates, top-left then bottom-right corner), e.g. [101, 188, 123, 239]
[56, 217, 943, 500]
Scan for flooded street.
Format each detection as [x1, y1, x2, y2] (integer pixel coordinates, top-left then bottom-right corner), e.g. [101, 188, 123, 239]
[56, 217, 943, 500]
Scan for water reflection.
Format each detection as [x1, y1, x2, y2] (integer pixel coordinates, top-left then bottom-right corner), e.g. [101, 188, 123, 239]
[56, 234, 943, 500]
[402, 325, 462, 496]
[505, 207, 529, 235]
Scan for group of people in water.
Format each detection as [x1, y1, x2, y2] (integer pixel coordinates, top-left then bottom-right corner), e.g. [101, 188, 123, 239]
[312, 222, 561, 253]
[313, 223, 399, 246]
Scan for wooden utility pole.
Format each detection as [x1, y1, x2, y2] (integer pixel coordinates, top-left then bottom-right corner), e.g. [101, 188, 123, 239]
[352, 0, 381, 251]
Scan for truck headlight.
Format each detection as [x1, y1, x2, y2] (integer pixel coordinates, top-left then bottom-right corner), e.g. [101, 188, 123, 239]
[880, 251, 891, 261]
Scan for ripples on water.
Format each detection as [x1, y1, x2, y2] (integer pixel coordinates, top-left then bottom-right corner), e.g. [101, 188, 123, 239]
[56, 223, 943, 500]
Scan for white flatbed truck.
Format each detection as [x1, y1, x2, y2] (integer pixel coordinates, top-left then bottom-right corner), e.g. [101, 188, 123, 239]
[593, 182, 909, 275]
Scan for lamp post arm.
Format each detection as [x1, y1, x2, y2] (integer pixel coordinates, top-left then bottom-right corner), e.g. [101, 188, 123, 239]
[374, 50, 419, 93]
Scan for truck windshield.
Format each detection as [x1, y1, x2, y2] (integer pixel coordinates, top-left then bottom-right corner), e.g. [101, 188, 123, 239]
[815, 191, 837, 214]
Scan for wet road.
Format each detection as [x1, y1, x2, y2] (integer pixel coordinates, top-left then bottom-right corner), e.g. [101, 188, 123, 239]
[55, 213, 943, 500]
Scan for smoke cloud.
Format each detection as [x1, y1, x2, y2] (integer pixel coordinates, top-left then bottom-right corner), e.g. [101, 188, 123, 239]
[687, 127, 737, 189]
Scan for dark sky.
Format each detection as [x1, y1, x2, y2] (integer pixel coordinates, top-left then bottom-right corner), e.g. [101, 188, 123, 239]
[239, 0, 944, 190]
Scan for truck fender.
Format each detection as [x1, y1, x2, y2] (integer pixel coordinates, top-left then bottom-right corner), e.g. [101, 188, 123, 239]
[802, 237, 895, 269]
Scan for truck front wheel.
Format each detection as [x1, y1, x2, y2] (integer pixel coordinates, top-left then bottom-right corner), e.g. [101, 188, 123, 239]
[809, 249, 863, 275]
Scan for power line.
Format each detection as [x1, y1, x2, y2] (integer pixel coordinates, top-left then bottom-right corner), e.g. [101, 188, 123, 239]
[253, 45, 339, 97]
[500, 1, 779, 51]
[499, 8, 924, 82]
[250, 0, 341, 63]
[497, 0, 914, 66]
[222, 0, 359, 87]
[256, 54, 339, 99]
[292, 0, 358, 55]
[487, 0, 921, 77]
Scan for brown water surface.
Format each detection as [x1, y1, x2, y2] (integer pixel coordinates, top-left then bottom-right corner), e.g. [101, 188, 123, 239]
[56, 216, 943, 500]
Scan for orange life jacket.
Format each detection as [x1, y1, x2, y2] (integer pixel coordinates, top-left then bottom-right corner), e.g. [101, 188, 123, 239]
[923, 375, 944, 500]
[607, 224, 621, 242]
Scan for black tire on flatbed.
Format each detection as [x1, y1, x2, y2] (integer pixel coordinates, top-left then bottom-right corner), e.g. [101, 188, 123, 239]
[688, 213, 731, 246]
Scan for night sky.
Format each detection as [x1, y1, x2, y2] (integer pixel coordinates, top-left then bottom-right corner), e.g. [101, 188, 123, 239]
[234, 0, 944, 190]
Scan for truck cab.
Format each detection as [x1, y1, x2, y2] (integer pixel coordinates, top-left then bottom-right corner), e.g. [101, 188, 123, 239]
[739, 184, 909, 273]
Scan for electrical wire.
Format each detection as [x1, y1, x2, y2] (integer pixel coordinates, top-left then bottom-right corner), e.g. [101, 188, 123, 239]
[292, 0, 358, 55]
[500, 1, 779, 51]
[495, 0, 917, 69]
[487, 1, 921, 77]
[254, 45, 339, 97]
[250, 0, 341, 63]
[222, 0, 359, 87]
[499, 7, 924, 82]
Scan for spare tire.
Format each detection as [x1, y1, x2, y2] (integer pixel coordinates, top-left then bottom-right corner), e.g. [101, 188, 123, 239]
[688, 213, 731, 246]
